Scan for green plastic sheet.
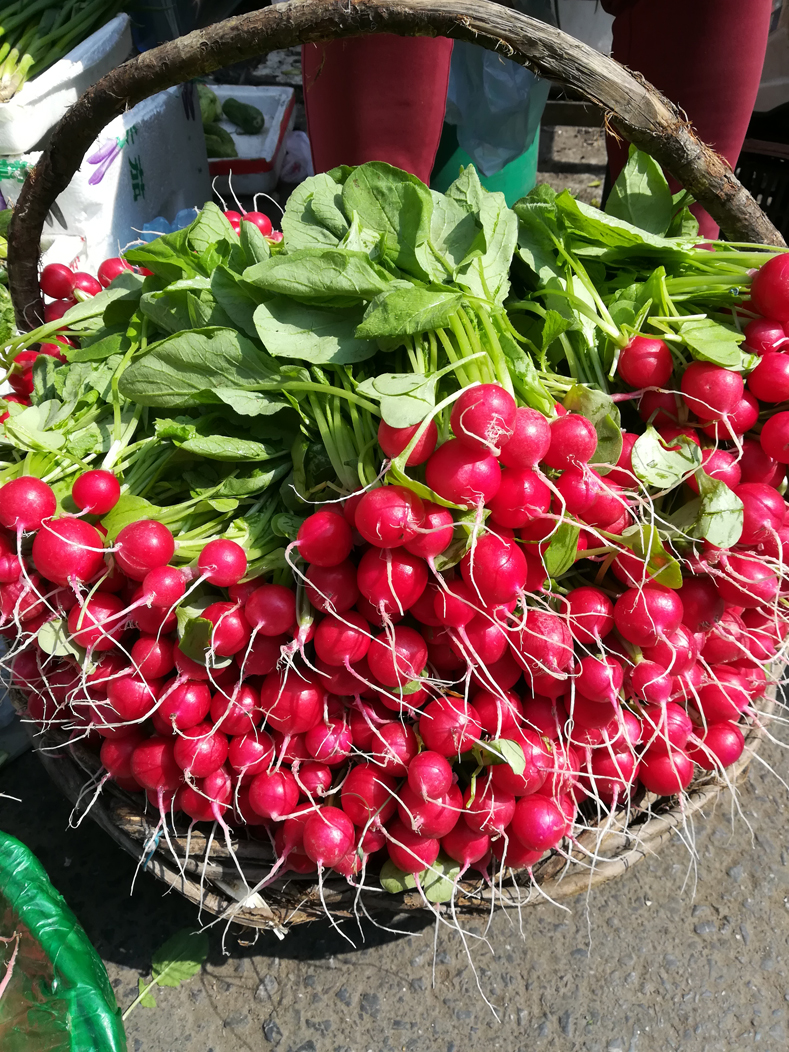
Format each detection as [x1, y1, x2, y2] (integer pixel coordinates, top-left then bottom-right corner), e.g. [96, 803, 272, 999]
[0, 831, 127, 1052]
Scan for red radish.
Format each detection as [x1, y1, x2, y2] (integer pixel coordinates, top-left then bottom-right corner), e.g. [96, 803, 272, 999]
[638, 389, 681, 427]
[202, 602, 251, 656]
[563, 586, 614, 644]
[739, 438, 784, 487]
[717, 553, 778, 608]
[0, 573, 47, 624]
[700, 392, 759, 439]
[314, 611, 370, 666]
[305, 719, 353, 766]
[450, 383, 517, 455]
[131, 737, 183, 792]
[114, 520, 175, 580]
[515, 609, 574, 679]
[259, 670, 324, 735]
[460, 532, 527, 606]
[72, 272, 102, 296]
[555, 466, 598, 516]
[688, 721, 744, 769]
[695, 668, 750, 722]
[397, 782, 462, 838]
[197, 538, 247, 586]
[354, 485, 424, 547]
[248, 768, 299, 820]
[510, 795, 569, 851]
[210, 684, 262, 735]
[0, 477, 56, 531]
[640, 702, 693, 753]
[566, 693, 617, 730]
[734, 482, 785, 545]
[68, 594, 126, 650]
[407, 751, 453, 800]
[491, 833, 544, 869]
[131, 635, 175, 679]
[678, 576, 723, 632]
[463, 774, 515, 835]
[228, 578, 262, 604]
[542, 414, 597, 470]
[296, 510, 353, 566]
[245, 584, 296, 636]
[686, 450, 741, 494]
[585, 749, 638, 802]
[750, 253, 789, 322]
[179, 768, 233, 822]
[582, 478, 627, 529]
[32, 518, 105, 586]
[370, 722, 419, 774]
[425, 439, 501, 507]
[456, 613, 509, 666]
[39, 263, 75, 299]
[100, 730, 145, 782]
[348, 698, 393, 751]
[367, 626, 426, 685]
[642, 623, 699, 674]
[71, 470, 121, 515]
[242, 211, 274, 236]
[744, 317, 788, 355]
[377, 419, 438, 465]
[44, 298, 76, 322]
[0, 532, 22, 583]
[315, 655, 370, 696]
[760, 411, 789, 463]
[441, 820, 490, 869]
[341, 764, 397, 826]
[141, 565, 185, 608]
[97, 257, 133, 288]
[302, 806, 356, 866]
[606, 432, 638, 487]
[617, 335, 673, 388]
[471, 690, 523, 736]
[305, 560, 359, 612]
[385, 818, 440, 874]
[498, 407, 551, 469]
[223, 210, 242, 233]
[630, 660, 673, 705]
[174, 723, 229, 777]
[638, 747, 694, 795]
[488, 468, 551, 528]
[9, 351, 37, 397]
[241, 634, 284, 676]
[272, 730, 312, 764]
[155, 680, 211, 731]
[403, 501, 454, 560]
[295, 761, 333, 796]
[574, 655, 623, 705]
[419, 697, 481, 756]
[489, 726, 549, 796]
[356, 547, 427, 616]
[747, 353, 789, 403]
[613, 585, 683, 647]
[227, 730, 275, 776]
[680, 362, 744, 421]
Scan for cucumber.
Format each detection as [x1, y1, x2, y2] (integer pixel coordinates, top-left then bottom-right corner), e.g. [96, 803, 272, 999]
[197, 82, 222, 125]
[203, 123, 238, 159]
[222, 97, 265, 136]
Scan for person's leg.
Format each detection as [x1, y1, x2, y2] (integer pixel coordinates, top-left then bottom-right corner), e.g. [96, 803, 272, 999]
[603, 0, 772, 238]
[302, 35, 453, 184]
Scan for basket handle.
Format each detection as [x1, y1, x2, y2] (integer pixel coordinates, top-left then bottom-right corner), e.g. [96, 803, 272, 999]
[8, 0, 785, 329]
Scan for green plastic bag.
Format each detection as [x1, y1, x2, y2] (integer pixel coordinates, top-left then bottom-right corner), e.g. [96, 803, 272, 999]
[0, 832, 127, 1052]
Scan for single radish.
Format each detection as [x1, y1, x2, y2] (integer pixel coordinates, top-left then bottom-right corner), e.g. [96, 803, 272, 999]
[210, 684, 263, 736]
[488, 468, 551, 528]
[574, 655, 623, 705]
[305, 719, 353, 766]
[638, 389, 681, 427]
[67, 593, 126, 650]
[370, 721, 419, 774]
[240, 634, 284, 676]
[227, 730, 275, 776]
[700, 392, 759, 440]
[203, 602, 252, 656]
[617, 335, 673, 388]
[471, 689, 523, 737]
[356, 547, 427, 616]
[44, 298, 76, 323]
[130, 737, 183, 792]
[403, 501, 454, 560]
[514, 609, 574, 679]
[97, 257, 133, 288]
[141, 565, 186, 608]
[131, 635, 175, 679]
[354, 485, 424, 547]
[686, 449, 741, 495]
[678, 575, 723, 632]
[39, 263, 75, 299]
[498, 406, 551, 469]
[750, 253, 789, 322]
[460, 532, 528, 606]
[314, 610, 370, 667]
[305, 560, 359, 612]
[115, 520, 175, 581]
[174, 723, 229, 777]
[425, 440, 501, 507]
[717, 553, 778, 608]
[747, 352, 789, 403]
[302, 806, 356, 867]
[377, 419, 438, 465]
[245, 584, 296, 636]
[407, 751, 453, 800]
[259, 670, 324, 735]
[542, 414, 597, 470]
[638, 747, 694, 795]
[242, 211, 274, 236]
[223, 210, 242, 233]
[296, 510, 353, 566]
[341, 764, 398, 827]
[367, 626, 426, 685]
[296, 761, 333, 797]
[743, 317, 788, 355]
[71, 470, 121, 515]
[642, 623, 699, 674]
[613, 585, 684, 647]
[510, 795, 569, 851]
[385, 818, 440, 874]
[419, 697, 481, 756]
[734, 482, 785, 545]
[397, 782, 462, 838]
[606, 433, 638, 487]
[72, 272, 102, 296]
[739, 437, 784, 487]
[687, 722, 744, 770]
[463, 774, 516, 836]
[629, 660, 673, 705]
[695, 669, 750, 722]
[154, 680, 212, 731]
[100, 730, 146, 783]
[441, 820, 490, 869]
[563, 586, 614, 644]
[433, 580, 476, 628]
[680, 361, 743, 421]
[450, 384, 517, 455]
[0, 477, 56, 531]
[32, 518, 105, 585]
[198, 538, 247, 586]
[760, 411, 789, 464]
[248, 769, 300, 820]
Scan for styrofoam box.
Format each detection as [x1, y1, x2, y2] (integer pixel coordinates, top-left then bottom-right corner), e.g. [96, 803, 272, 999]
[0, 86, 212, 276]
[207, 84, 295, 195]
[0, 15, 133, 156]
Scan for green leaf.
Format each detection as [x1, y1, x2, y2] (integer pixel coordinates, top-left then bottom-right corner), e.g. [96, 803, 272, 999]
[140, 278, 234, 334]
[616, 522, 683, 588]
[150, 928, 210, 988]
[696, 473, 744, 549]
[253, 297, 376, 364]
[556, 191, 686, 253]
[542, 521, 580, 578]
[214, 388, 289, 417]
[209, 267, 261, 339]
[422, 854, 461, 904]
[428, 190, 485, 275]
[177, 616, 214, 663]
[342, 161, 434, 280]
[137, 978, 157, 1009]
[282, 172, 345, 250]
[244, 248, 393, 305]
[448, 166, 517, 303]
[541, 309, 572, 352]
[631, 427, 702, 488]
[356, 286, 463, 339]
[101, 495, 163, 541]
[678, 317, 745, 367]
[240, 219, 271, 266]
[68, 329, 131, 363]
[36, 617, 84, 659]
[605, 146, 673, 236]
[514, 188, 563, 283]
[119, 328, 283, 408]
[379, 859, 418, 895]
[124, 229, 199, 282]
[562, 384, 623, 471]
[356, 372, 438, 427]
[478, 739, 526, 776]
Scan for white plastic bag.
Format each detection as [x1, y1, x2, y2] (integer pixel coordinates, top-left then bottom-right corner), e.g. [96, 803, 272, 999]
[279, 130, 314, 184]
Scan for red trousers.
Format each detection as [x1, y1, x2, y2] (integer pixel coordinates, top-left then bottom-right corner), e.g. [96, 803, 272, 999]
[603, 0, 772, 238]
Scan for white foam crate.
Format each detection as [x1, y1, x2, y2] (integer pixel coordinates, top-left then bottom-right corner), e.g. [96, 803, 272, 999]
[0, 15, 133, 156]
[206, 84, 296, 195]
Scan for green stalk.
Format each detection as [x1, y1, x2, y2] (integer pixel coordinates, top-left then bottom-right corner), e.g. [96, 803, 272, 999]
[448, 311, 489, 384]
[435, 326, 473, 388]
[470, 305, 514, 397]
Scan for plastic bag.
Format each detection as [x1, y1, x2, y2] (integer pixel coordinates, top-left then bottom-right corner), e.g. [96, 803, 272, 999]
[444, 0, 555, 177]
[280, 130, 315, 185]
[0, 832, 126, 1052]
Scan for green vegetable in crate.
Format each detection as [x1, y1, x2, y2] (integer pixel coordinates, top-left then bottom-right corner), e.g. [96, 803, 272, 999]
[222, 97, 265, 135]
[203, 122, 238, 159]
[197, 81, 222, 124]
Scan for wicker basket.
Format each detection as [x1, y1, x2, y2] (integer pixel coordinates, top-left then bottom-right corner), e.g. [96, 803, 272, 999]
[4, 0, 785, 930]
